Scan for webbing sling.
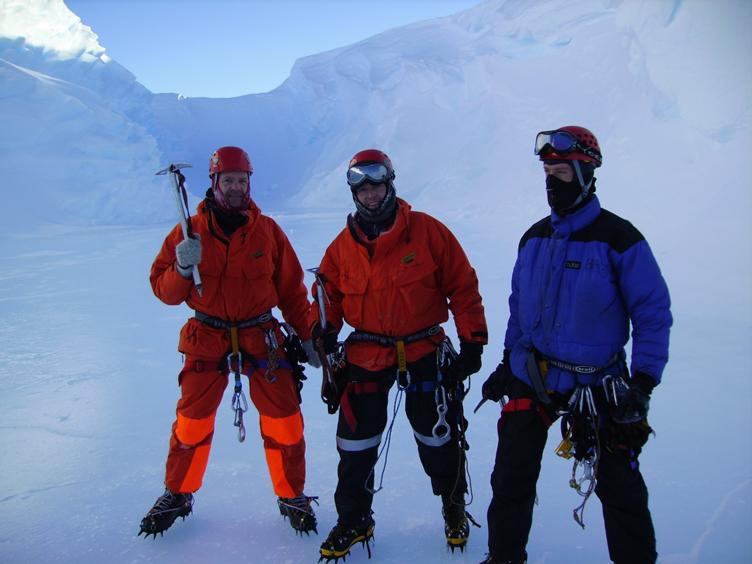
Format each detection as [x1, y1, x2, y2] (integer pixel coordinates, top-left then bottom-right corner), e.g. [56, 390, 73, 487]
[502, 398, 553, 429]
[340, 381, 382, 433]
[228, 326, 248, 442]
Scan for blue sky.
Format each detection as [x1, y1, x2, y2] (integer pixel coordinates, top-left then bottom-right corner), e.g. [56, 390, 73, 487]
[66, 0, 482, 98]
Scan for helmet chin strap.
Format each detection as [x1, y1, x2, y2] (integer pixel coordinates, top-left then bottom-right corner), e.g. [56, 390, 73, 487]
[571, 160, 593, 205]
[553, 161, 593, 214]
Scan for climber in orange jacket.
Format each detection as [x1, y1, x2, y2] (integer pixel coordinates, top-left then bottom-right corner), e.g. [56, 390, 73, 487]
[314, 149, 488, 561]
[139, 146, 320, 538]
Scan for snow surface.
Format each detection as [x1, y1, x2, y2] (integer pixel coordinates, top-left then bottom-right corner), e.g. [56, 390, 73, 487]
[1, 0, 751, 562]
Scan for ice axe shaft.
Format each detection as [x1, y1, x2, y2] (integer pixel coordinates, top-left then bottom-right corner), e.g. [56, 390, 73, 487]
[156, 163, 203, 296]
[307, 267, 339, 414]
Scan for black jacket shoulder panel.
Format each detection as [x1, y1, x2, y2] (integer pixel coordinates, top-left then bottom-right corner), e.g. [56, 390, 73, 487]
[571, 208, 645, 253]
[519, 216, 553, 251]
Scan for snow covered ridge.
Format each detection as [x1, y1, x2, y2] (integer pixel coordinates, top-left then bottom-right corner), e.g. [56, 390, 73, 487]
[0, 0, 106, 62]
[0, 0, 172, 228]
[0, 0, 750, 229]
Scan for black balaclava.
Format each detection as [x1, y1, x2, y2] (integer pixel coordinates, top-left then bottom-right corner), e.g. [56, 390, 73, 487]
[352, 182, 398, 240]
[545, 160, 595, 214]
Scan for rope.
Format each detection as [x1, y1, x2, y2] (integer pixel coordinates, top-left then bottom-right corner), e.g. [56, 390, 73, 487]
[365, 386, 404, 495]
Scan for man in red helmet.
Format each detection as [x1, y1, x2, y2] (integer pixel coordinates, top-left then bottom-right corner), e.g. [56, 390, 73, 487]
[312, 149, 488, 561]
[140, 146, 321, 538]
[478, 127, 672, 564]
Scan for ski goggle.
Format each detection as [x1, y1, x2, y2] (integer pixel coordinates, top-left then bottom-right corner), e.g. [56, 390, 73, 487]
[534, 130, 601, 163]
[347, 162, 391, 187]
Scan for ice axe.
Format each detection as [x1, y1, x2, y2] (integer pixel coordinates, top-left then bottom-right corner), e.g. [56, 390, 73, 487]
[156, 163, 203, 296]
[307, 267, 340, 414]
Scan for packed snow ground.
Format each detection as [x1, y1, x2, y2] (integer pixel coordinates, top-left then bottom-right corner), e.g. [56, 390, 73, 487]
[0, 205, 750, 563]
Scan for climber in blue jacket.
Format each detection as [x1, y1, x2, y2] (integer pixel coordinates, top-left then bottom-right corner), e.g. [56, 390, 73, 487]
[479, 126, 672, 564]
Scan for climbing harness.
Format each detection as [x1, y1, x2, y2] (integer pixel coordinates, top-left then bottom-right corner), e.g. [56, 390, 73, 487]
[193, 309, 286, 443]
[347, 324, 442, 383]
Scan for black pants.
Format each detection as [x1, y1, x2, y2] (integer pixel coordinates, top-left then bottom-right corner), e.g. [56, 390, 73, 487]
[486, 381, 656, 564]
[334, 353, 467, 525]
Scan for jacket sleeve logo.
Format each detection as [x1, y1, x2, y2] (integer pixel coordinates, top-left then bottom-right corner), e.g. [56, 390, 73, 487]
[565, 260, 581, 269]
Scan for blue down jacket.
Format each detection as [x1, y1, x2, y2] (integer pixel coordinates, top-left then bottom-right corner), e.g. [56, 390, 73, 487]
[505, 195, 672, 393]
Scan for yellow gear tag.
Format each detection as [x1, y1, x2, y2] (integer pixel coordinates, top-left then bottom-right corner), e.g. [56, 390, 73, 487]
[555, 430, 574, 459]
[230, 326, 240, 356]
[396, 340, 407, 374]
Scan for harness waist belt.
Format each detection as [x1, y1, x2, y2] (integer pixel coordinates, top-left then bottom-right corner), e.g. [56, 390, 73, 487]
[194, 310, 273, 330]
[346, 325, 442, 347]
[541, 351, 620, 375]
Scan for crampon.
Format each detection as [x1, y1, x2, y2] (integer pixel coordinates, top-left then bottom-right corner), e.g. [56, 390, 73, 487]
[319, 515, 375, 562]
[138, 489, 193, 539]
[278, 494, 319, 535]
[442, 495, 480, 553]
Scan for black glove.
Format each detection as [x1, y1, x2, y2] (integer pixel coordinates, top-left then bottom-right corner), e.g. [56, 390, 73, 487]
[445, 341, 484, 384]
[312, 322, 338, 355]
[612, 371, 655, 424]
[481, 349, 514, 403]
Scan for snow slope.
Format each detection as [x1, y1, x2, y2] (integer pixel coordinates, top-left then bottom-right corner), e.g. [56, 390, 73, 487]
[0, 0, 171, 227]
[1, 0, 751, 562]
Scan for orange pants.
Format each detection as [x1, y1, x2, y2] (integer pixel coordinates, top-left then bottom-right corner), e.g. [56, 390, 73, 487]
[164, 357, 306, 498]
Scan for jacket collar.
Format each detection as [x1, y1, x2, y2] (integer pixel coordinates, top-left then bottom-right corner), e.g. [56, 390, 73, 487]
[551, 195, 600, 237]
[348, 198, 413, 256]
[197, 198, 261, 240]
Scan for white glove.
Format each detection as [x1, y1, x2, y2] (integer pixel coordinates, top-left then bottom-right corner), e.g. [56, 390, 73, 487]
[301, 339, 322, 368]
[175, 235, 201, 279]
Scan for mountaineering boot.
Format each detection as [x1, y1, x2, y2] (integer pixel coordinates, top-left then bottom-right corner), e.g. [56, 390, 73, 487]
[478, 552, 528, 564]
[278, 494, 319, 535]
[319, 514, 375, 562]
[442, 493, 477, 552]
[138, 488, 194, 538]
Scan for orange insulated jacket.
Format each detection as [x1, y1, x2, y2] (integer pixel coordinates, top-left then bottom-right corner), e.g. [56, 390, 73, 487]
[312, 199, 487, 371]
[151, 200, 311, 360]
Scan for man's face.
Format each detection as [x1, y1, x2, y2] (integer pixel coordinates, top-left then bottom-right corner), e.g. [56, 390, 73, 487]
[218, 171, 250, 208]
[353, 182, 387, 210]
[543, 162, 574, 183]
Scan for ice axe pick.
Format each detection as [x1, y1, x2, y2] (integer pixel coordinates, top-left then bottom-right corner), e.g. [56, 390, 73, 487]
[156, 163, 203, 296]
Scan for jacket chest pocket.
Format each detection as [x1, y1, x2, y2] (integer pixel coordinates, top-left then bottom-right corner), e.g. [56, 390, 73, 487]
[391, 258, 442, 321]
[239, 249, 275, 281]
[340, 268, 368, 328]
